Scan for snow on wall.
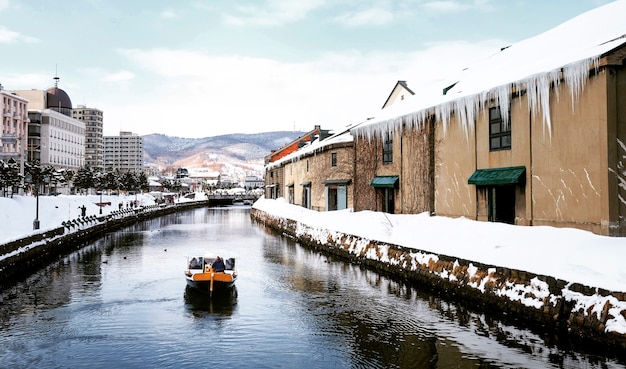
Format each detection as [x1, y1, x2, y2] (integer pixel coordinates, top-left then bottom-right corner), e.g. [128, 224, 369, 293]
[251, 207, 626, 337]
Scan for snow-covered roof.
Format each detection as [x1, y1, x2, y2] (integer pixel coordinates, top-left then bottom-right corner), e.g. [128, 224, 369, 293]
[266, 121, 362, 170]
[189, 170, 220, 178]
[352, 0, 626, 140]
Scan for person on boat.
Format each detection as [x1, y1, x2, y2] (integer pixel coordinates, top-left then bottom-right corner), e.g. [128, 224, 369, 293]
[212, 256, 225, 272]
[189, 257, 200, 269]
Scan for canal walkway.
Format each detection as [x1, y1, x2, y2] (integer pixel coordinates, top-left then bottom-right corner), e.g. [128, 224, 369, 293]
[250, 197, 626, 349]
[0, 194, 209, 286]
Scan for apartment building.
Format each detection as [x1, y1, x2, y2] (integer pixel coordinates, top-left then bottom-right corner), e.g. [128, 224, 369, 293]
[104, 131, 144, 173]
[73, 105, 104, 171]
[0, 84, 29, 170]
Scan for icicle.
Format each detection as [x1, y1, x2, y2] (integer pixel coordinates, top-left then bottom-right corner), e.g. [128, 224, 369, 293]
[494, 85, 511, 130]
[435, 102, 453, 136]
[525, 70, 558, 142]
[352, 56, 599, 147]
[563, 57, 598, 111]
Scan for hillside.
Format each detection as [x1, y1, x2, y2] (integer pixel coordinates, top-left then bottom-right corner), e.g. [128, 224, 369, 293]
[142, 131, 305, 178]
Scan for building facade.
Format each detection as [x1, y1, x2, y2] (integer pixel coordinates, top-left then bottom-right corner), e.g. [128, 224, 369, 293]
[244, 175, 264, 190]
[350, 2, 626, 236]
[12, 84, 85, 171]
[266, 126, 355, 211]
[261, 3, 626, 236]
[104, 131, 144, 173]
[73, 105, 104, 171]
[264, 125, 331, 200]
[0, 85, 29, 170]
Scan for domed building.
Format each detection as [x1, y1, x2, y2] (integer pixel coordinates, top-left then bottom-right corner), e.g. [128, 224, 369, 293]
[45, 85, 73, 117]
[11, 78, 86, 177]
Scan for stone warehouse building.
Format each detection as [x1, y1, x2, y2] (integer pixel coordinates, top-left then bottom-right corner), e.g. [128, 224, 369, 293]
[264, 125, 331, 201]
[267, 125, 356, 211]
[265, 2, 626, 236]
[351, 1, 626, 236]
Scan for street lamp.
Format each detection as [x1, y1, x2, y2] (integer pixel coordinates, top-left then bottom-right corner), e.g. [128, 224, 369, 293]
[96, 172, 104, 215]
[25, 172, 50, 230]
[24, 172, 40, 230]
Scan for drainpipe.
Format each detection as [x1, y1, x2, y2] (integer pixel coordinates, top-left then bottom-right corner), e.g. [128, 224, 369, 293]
[400, 124, 403, 214]
[474, 115, 479, 220]
[529, 104, 533, 226]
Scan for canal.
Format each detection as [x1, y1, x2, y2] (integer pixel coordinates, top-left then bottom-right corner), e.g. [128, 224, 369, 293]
[0, 207, 624, 369]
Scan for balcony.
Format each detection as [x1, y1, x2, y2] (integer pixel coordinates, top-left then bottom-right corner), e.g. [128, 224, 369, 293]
[0, 133, 18, 145]
[0, 151, 21, 160]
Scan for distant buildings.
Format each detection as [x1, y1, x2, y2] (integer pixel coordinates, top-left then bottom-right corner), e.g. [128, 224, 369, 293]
[244, 175, 264, 190]
[104, 131, 144, 173]
[9, 78, 149, 180]
[73, 105, 104, 171]
[0, 84, 29, 171]
[12, 81, 85, 170]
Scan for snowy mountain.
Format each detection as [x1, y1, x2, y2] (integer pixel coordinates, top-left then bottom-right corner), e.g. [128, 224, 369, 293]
[142, 131, 305, 178]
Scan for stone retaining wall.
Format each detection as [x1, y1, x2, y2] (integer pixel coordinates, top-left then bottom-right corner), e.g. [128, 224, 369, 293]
[250, 207, 626, 349]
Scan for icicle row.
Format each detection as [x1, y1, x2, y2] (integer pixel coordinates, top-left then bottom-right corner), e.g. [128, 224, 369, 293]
[564, 56, 599, 111]
[494, 85, 511, 130]
[352, 58, 596, 145]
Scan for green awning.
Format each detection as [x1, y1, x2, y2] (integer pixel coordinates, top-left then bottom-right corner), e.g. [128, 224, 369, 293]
[370, 176, 399, 188]
[324, 179, 351, 186]
[468, 166, 526, 186]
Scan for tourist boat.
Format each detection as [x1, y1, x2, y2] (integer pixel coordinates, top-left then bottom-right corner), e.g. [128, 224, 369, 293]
[184, 253, 237, 296]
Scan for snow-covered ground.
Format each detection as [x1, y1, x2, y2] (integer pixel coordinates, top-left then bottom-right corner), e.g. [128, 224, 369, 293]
[252, 197, 626, 294]
[0, 193, 162, 244]
[252, 197, 626, 335]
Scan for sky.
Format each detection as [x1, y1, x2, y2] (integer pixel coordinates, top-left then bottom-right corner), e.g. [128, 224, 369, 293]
[0, 0, 615, 138]
[1, 193, 625, 335]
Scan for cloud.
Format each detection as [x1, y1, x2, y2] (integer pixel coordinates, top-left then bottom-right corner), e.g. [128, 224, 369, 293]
[0, 26, 39, 43]
[101, 70, 135, 83]
[221, 0, 327, 26]
[421, 0, 494, 13]
[1, 72, 50, 88]
[104, 40, 502, 137]
[333, 7, 394, 27]
[0, 0, 9, 11]
[160, 10, 177, 19]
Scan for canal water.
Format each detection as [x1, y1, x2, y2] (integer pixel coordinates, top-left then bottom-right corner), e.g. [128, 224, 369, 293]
[0, 207, 624, 369]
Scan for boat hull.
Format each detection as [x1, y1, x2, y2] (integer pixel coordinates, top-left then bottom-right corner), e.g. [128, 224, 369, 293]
[185, 277, 236, 293]
[184, 270, 237, 294]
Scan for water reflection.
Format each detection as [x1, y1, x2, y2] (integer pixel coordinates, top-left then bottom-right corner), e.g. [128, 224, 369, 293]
[260, 230, 626, 369]
[0, 207, 624, 369]
[184, 285, 239, 317]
